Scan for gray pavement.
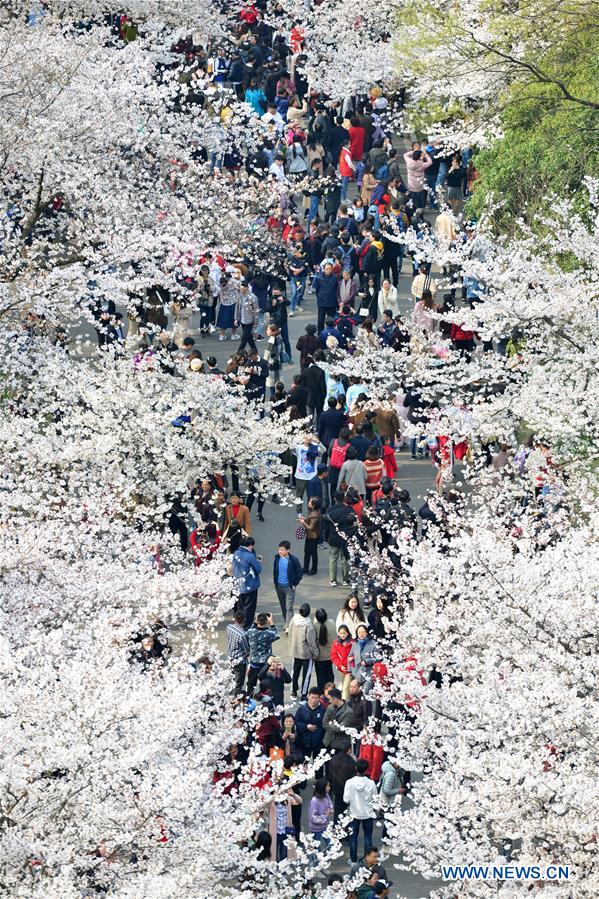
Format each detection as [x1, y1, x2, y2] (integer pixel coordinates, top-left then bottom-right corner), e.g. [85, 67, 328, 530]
[71, 179, 442, 896]
[184, 273, 441, 898]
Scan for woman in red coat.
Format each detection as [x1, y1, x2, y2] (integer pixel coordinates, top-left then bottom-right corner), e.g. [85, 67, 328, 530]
[190, 522, 221, 567]
[349, 117, 366, 162]
[331, 625, 354, 699]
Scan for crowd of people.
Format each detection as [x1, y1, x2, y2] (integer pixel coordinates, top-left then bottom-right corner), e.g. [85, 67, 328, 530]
[69, 6, 560, 896]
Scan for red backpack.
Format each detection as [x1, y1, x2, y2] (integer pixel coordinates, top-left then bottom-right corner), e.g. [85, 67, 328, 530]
[330, 439, 348, 469]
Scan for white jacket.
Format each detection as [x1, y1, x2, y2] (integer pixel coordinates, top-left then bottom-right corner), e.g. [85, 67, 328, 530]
[377, 285, 399, 318]
[343, 774, 377, 819]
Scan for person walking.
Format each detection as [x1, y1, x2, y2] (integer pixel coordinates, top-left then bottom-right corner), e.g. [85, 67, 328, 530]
[363, 446, 385, 504]
[338, 446, 367, 499]
[331, 625, 354, 699]
[308, 607, 335, 689]
[344, 758, 378, 863]
[314, 262, 340, 333]
[232, 536, 262, 629]
[301, 352, 327, 426]
[226, 610, 250, 695]
[308, 778, 334, 853]
[327, 746, 356, 823]
[287, 603, 319, 701]
[222, 492, 252, 540]
[328, 427, 351, 496]
[247, 612, 279, 693]
[293, 433, 324, 503]
[348, 623, 382, 692]
[295, 686, 326, 759]
[299, 496, 321, 575]
[273, 540, 304, 630]
[326, 490, 357, 586]
[322, 687, 355, 752]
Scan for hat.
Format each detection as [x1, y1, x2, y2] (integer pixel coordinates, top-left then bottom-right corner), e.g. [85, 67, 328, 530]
[189, 358, 203, 371]
[374, 882, 393, 894]
[317, 463, 328, 473]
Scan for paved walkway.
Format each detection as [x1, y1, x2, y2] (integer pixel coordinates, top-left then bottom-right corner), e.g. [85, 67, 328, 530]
[189, 269, 442, 897]
[72, 170, 443, 896]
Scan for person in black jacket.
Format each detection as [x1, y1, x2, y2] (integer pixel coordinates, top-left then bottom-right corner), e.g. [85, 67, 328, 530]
[323, 166, 341, 224]
[301, 353, 327, 426]
[334, 304, 358, 349]
[268, 288, 292, 360]
[296, 323, 321, 370]
[326, 490, 357, 585]
[349, 424, 371, 461]
[295, 687, 326, 758]
[318, 397, 345, 449]
[324, 116, 349, 167]
[348, 678, 373, 734]
[327, 746, 356, 822]
[289, 374, 310, 418]
[306, 226, 324, 270]
[228, 51, 246, 100]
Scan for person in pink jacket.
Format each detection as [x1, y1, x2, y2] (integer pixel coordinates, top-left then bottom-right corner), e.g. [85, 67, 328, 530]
[403, 148, 432, 210]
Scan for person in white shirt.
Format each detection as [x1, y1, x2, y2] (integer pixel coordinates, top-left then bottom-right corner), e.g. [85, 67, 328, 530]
[261, 104, 285, 134]
[269, 155, 289, 184]
[377, 280, 399, 319]
[343, 758, 378, 863]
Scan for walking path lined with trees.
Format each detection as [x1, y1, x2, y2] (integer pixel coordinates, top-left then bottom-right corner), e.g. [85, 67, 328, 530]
[0, 2, 598, 898]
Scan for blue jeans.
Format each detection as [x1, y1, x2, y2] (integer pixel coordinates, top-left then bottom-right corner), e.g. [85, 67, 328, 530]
[340, 174, 351, 201]
[280, 319, 291, 359]
[254, 308, 266, 337]
[436, 160, 448, 189]
[426, 172, 438, 207]
[209, 151, 223, 174]
[290, 277, 306, 311]
[310, 831, 330, 863]
[307, 194, 320, 222]
[276, 833, 288, 861]
[348, 817, 374, 863]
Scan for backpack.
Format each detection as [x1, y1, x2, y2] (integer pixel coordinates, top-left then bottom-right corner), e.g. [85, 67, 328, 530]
[358, 241, 371, 272]
[375, 163, 389, 180]
[338, 244, 354, 272]
[330, 439, 348, 469]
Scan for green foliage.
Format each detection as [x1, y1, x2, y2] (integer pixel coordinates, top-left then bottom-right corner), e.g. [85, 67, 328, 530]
[468, 41, 599, 231]
[395, 0, 599, 232]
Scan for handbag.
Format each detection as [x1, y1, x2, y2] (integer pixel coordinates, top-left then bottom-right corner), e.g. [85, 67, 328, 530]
[295, 524, 306, 540]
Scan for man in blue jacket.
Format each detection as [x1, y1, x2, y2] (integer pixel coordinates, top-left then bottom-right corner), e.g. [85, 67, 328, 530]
[295, 687, 326, 758]
[233, 536, 262, 628]
[319, 317, 342, 348]
[273, 540, 303, 630]
[314, 262, 340, 332]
